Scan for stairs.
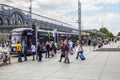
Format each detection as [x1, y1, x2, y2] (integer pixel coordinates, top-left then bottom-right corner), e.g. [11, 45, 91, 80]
[94, 48, 120, 51]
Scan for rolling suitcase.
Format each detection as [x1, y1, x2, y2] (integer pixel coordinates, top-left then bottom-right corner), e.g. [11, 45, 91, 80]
[79, 53, 85, 60]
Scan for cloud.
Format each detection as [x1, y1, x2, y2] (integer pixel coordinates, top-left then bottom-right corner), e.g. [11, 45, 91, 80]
[0, 0, 120, 35]
[82, 4, 103, 11]
[82, 13, 120, 35]
[101, 13, 120, 35]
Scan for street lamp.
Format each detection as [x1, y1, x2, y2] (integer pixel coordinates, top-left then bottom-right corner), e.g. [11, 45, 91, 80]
[29, 0, 32, 27]
[78, 0, 81, 40]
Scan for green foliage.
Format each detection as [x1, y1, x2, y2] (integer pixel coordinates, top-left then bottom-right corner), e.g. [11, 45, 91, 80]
[117, 32, 120, 36]
[100, 27, 109, 34]
[109, 32, 114, 38]
[99, 27, 114, 38]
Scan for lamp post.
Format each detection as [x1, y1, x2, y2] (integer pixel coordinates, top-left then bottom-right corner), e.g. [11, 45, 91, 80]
[78, 0, 81, 40]
[29, 0, 32, 27]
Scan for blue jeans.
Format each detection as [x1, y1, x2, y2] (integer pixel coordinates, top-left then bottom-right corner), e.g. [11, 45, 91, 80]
[24, 51, 27, 61]
[45, 49, 50, 58]
[69, 47, 73, 54]
[76, 51, 83, 59]
[18, 51, 22, 62]
[54, 48, 57, 54]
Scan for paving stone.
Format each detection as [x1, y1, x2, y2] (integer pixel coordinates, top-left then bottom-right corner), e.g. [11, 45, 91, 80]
[0, 42, 120, 80]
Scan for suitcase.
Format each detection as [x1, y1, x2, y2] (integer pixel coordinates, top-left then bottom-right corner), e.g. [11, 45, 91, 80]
[79, 53, 85, 60]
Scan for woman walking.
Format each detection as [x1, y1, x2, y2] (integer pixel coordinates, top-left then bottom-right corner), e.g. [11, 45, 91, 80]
[76, 40, 85, 60]
[59, 43, 65, 62]
[63, 39, 70, 63]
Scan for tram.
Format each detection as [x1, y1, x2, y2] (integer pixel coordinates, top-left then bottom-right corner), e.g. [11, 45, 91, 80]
[10, 28, 78, 53]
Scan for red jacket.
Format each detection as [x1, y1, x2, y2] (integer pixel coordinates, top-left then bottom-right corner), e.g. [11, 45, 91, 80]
[61, 44, 69, 52]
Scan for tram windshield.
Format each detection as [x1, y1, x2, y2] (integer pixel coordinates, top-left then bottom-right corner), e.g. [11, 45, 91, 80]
[11, 32, 22, 44]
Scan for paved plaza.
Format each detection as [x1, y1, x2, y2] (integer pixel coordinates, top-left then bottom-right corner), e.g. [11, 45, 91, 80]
[0, 42, 120, 80]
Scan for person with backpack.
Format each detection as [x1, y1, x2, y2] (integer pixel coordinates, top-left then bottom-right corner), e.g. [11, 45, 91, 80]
[37, 42, 43, 62]
[22, 41, 27, 61]
[76, 40, 85, 60]
[16, 41, 22, 62]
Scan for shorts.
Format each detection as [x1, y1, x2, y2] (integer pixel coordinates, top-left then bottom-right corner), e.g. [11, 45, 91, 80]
[32, 52, 36, 55]
[50, 48, 53, 51]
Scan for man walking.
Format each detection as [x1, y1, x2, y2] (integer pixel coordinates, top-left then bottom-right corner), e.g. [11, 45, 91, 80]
[22, 41, 27, 61]
[68, 39, 73, 55]
[31, 43, 36, 61]
[16, 41, 22, 62]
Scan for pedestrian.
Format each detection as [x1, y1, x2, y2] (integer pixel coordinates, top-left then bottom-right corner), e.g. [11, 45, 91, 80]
[92, 39, 97, 50]
[75, 40, 84, 59]
[63, 39, 70, 63]
[22, 41, 27, 61]
[16, 41, 22, 62]
[45, 41, 50, 58]
[53, 42, 57, 55]
[3, 45, 11, 64]
[31, 43, 36, 61]
[88, 39, 91, 46]
[49, 41, 54, 57]
[2, 41, 5, 50]
[27, 42, 31, 55]
[68, 39, 73, 55]
[37, 42, 43, 62]
[59, 43, 65, 62]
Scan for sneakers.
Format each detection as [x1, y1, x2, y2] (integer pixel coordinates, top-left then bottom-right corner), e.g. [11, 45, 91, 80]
[64, 61, 70, 64]
[59, 60, 61, 62]
[76, 57, 78, 59]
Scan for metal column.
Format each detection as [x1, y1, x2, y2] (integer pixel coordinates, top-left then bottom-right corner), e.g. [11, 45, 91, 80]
[78, 0, 81, 40]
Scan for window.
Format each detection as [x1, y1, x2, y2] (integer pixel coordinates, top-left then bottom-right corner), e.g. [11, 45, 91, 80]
[4, 18, 9, 25]
[0, 18, 3, 26]
[11, 12, 23, 25]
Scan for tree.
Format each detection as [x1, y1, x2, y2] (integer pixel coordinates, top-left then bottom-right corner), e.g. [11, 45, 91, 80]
[117, 32, 120, 36]
[108, 32, 114, 38]
[99, 27, 114, 38]
[100, 27, 109, 35]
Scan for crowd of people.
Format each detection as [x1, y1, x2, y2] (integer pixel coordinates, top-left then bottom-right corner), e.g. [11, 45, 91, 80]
[15, 39, 86, 64]
[1, 37, 120, 65]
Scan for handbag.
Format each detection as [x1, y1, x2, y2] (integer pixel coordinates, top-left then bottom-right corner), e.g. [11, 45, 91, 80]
[61, 52, 65, 57]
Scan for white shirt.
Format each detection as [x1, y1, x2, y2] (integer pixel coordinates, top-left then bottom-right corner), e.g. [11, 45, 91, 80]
[31, 45, 36, 52]
[69, 42, 73, 48]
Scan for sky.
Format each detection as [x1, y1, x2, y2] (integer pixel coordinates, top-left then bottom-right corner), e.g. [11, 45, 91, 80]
[1, 0, 120, 35]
